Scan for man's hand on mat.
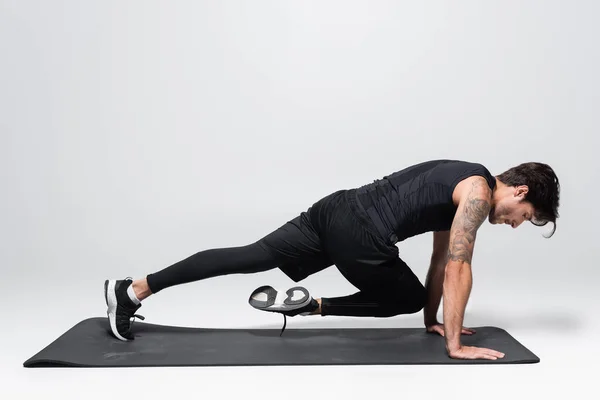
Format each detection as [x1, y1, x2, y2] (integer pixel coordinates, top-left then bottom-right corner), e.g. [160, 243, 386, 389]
[426, 323, 475, 337]
[448, 345, 505, 361]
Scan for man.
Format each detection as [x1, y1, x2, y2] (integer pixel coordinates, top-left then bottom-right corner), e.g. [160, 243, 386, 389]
[104, 159, 560, 360]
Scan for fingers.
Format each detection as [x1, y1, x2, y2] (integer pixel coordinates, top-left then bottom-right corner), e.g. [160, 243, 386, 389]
[450, 346, 505, 360]
[428, 325, 477, 337]
[426, 325, 445, 337]
[488, 348, 505, 359]
[427, 324, 475, 336]
[475, 347, 505, 360]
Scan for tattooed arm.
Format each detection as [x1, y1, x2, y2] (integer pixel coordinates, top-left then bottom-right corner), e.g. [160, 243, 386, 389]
[443, 177, 493, 355]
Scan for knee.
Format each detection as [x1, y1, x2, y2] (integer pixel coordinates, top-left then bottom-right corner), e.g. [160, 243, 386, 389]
[379, 285, 426, 317]
[406, 285, 427, 314]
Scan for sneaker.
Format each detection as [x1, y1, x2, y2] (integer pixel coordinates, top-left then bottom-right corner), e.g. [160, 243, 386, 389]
[104, 277, 145, 341]
[249, 285, 318, 335]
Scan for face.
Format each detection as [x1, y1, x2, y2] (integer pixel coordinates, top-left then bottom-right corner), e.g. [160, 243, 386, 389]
[488, 185, 536, 229]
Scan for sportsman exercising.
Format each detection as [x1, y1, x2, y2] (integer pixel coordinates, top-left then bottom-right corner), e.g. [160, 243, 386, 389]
[104, 159, 560, 360]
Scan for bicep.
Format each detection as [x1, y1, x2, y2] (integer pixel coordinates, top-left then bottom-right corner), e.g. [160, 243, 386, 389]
[448, 178, 492, 265]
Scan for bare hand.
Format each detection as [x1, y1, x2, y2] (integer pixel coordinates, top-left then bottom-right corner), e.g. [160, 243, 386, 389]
[448, 345, 505, 360]
[426, 323, 476, 337]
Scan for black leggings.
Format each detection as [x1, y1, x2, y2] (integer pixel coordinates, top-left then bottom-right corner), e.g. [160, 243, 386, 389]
[146, 189, 426, 317]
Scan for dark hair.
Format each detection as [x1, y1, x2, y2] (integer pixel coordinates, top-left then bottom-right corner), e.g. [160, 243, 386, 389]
[496, 162, 560, 238]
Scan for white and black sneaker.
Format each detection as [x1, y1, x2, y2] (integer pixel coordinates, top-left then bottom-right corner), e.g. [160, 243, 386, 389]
[249, 285, 319, 335]
[104, 277, 145, 341]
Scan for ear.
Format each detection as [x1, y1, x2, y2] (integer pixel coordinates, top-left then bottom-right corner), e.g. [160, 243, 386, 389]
[514, 185, 529, 198]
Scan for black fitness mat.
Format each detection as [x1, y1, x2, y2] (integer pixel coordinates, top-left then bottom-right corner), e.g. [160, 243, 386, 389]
[23, 317, 539, 367]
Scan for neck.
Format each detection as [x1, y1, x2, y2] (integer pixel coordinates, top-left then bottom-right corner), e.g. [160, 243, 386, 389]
[491, 177, 506, 207]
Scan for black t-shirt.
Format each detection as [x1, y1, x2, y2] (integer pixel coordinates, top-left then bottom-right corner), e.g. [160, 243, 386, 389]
[353, 159, 496, 243]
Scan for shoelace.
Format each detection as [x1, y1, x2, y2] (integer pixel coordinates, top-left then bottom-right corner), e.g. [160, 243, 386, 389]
[129, 313, 145, 333]
[116, 308, 145, 327]
[124, 276, 145, 329]
[280, 315, 287, 337]
[278, 299, 318, 336]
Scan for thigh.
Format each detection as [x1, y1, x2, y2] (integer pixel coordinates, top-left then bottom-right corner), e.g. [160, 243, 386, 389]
[258, 211, 333, 282]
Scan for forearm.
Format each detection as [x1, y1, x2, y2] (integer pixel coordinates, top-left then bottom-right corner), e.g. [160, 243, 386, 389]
[423, 255, 446, 325]
[442, 261, 473, 352]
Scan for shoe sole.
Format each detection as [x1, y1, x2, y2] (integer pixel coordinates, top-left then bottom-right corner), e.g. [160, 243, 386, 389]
[248, 285, 311, 313]
[104, 279, 130, 342]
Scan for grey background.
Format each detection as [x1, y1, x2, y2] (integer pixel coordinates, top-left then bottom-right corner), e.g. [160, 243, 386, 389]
[2, 0, 598, 398]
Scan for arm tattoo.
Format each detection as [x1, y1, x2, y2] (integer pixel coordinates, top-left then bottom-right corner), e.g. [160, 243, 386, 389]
[447, 180, 491, 264]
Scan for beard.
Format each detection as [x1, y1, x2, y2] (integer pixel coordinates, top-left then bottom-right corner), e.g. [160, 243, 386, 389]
[489, 204, 510, 224]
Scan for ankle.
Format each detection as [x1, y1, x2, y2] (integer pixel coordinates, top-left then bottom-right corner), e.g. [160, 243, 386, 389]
[132, 279, 152, 301]
[311, 298, 322, 315]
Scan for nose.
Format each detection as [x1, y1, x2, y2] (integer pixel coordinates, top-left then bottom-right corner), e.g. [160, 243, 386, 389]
[512, 219, 524, 228]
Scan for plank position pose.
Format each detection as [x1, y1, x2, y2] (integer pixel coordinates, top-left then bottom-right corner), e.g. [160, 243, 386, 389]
[104, 159, 560, 360]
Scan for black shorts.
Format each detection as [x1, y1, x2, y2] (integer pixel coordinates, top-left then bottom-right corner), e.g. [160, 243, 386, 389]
[259, 189, 422, 298]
